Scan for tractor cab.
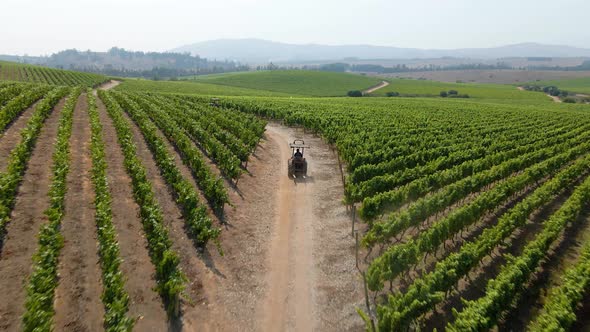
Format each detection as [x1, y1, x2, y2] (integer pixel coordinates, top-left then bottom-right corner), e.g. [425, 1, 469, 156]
[288, 139, 309, 178]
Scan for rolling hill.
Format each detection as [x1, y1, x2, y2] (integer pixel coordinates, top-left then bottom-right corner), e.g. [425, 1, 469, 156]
[171, 39, 590, 63]
[186, 70, 383, 96]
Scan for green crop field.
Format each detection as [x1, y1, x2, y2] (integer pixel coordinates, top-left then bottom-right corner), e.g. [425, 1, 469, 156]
[525, 77, 590, 95]
[373, 78, 551, 102]
[0, 61, 108, 87]
[116, 78, 296, 96]
[2, 64, 590, 331]
[186, 70, 383, 96]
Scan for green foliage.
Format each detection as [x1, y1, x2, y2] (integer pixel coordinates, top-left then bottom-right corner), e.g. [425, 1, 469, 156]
[347, 90, 363, 97]
[87, 92, 134, 330]
[23, 87, 81, 331]
[449, 172, 590, 331]
[0, 60, 108, 87]
[207, 93, 590, 331]
[0, 84, 52, 133]
[116, 78, 294, 97]
[529, 238, 590, 331]
[98, 90, 184, 317]
[141, 93, 243, 179]
[193, 70, 382, 96]
[373, 78, 548, 101]
[366, 143, 590, 292]
[375, 153, 590, 331]
[0, 86, 69, 243]
[0, 82, 31, 107]
[526, 77, 590, 95]
[563, 97, 576, 103]
[108, 91, 222, 245]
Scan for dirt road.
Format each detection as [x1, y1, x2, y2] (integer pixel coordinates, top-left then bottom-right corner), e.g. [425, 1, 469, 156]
[517, 86, 562, 103]
[98, 80, 121, 90]
[256, 123, 364, 332]
[189, 121, 364, 332]
[363, 81, 389, 94]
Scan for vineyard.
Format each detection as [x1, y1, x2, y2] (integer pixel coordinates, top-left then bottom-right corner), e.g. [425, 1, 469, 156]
[0, 74, 268, 330]
[188, 70, 384, 96]
[0, 61, 108, 87]
[0, 62, 590, 331]
[210, 95, 590, 331]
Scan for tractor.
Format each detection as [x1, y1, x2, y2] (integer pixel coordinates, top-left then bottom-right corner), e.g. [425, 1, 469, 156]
[288, 139, 309, 178]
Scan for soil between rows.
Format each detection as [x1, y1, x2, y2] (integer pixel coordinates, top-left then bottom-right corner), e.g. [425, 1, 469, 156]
[96, 94, 169, 331]
[0, 100, 42, 172]
[53, 94, 104, 331]
[0, 87, 365, 331]
[0, 97, 66, 331]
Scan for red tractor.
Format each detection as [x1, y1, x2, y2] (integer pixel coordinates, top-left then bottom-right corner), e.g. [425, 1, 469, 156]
[288, 139, 309, 178]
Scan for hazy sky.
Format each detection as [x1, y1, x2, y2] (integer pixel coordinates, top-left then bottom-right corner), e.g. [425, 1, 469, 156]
[2, 0, 589, 55]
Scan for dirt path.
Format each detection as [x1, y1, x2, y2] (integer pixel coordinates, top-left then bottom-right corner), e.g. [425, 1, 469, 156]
[0, 97, 66, 331]
[547, 94, 562, 103]
[154, 120, 364, 332]
[363, 81, 389, 94]
[0, 101, 41, 172]
[96, 97, 169, 331]
[517, 86, 562, 103]
[98, 80, 121, 91]
[54, 94, 105, 331]
[257, 123, 363, 332]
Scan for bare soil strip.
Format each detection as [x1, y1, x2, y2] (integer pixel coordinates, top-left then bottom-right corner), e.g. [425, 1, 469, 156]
[98, 80, 121, 91]
[169, 121, 363, 332]
[53, 94, 104, 331]
[258, 123, 364, 332]
[547, 94, 562, 103]
[363, 81, 389, 94]
[0, 98, 66, 332]
[0, 101, 41, 172]
[185, 127, 280, 332]
[96, 96, 168, 330]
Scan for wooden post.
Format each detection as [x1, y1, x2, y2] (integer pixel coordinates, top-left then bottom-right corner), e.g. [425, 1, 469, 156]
[361, 271, 376, 332]
[336, 151, 346, 190]
[355, 231, 360, 271]
[351, 204, 356, 237]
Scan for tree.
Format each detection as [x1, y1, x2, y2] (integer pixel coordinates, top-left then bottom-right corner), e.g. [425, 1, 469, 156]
[386, 92, 400, 97]
[440, 91, 448, 97]
[448, 90, 458, 95]
[348, 90, 363, 97]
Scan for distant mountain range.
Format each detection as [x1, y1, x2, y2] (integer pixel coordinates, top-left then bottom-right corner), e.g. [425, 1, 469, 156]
[171, 39, 590, 63]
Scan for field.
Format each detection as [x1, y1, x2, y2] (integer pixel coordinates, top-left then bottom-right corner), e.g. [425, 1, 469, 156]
[186, 70, 383, 96]
[117, 78, 297, 96]
[1, 61, 590, 331]
[0, 60, 108, 87]
[380, 69, 590, 84]
[370, 77, 552, 102]
[525, 77, 590, 95]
